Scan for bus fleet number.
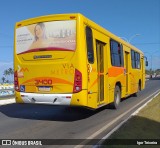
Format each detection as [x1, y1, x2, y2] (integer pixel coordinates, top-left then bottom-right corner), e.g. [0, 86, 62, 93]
[35, 79, 52, 85]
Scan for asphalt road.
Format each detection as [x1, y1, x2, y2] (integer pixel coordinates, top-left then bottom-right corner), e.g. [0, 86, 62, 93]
[0, 78, 160, 147]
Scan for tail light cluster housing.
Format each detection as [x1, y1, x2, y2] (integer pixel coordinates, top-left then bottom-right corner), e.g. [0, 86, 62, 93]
[73, 69, 82, 93]
[14, 71, 19, 91]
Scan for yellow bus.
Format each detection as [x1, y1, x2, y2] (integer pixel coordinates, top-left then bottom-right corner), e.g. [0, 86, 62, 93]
[14, 13, 146, 109]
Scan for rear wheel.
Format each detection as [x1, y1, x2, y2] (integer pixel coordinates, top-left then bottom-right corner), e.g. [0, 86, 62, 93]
[111, 85, 121, 109]
[138, 81, 141, 92]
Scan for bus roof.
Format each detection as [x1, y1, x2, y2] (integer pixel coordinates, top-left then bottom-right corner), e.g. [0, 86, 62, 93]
[81, 14, 143, 54]
[15, 13, 143, 54]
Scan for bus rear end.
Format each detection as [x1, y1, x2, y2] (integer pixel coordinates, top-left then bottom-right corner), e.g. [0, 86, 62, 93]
[14, 14, 87, 107]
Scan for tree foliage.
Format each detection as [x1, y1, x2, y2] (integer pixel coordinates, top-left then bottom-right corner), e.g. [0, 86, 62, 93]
[1, 68, 14, 83]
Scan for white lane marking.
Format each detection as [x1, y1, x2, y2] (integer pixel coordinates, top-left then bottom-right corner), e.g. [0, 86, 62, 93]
[74, 89, 160, 148]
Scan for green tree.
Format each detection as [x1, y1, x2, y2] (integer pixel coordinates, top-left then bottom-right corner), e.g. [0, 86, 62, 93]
[3, 69, 9, 82]
[1, 77, 6, 83]
[8, 68, 13, 75]
[3, 68, 13, 83]
[155, 69, 160, 77]
[145, 69, 150, 75]
[8, 68, 14, 82]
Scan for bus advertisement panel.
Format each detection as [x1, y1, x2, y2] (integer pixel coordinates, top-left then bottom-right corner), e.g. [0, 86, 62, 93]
[16, 20, 76, 55]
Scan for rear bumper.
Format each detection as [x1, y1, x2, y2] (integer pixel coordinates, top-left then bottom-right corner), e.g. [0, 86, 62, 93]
[20, 92, 72, 105]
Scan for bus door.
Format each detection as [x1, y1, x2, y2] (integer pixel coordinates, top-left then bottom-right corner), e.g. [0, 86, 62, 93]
[96, 40, 107, 105]
[125, 51, 129, 95]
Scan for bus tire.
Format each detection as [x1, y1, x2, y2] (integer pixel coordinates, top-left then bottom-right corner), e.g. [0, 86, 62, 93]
[138, 80, 141, 92]
[111, 85, 121, 109]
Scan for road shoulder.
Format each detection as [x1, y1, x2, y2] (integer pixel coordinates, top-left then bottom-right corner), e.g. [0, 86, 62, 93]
[99, 92, 160, 147]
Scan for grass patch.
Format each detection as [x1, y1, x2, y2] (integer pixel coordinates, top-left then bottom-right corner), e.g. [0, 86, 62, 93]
[101, 94, 160, 148]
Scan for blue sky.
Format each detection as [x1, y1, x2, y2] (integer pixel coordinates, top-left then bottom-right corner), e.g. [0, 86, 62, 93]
[0, 0, 160, 71]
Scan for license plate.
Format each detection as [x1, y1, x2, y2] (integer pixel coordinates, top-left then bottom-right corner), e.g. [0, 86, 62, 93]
[38, 86, 51, 92]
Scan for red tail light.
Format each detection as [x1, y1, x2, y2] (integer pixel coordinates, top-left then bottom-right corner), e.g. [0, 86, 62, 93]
[14, 71, 19, 92]
[73, 69, 82, 93]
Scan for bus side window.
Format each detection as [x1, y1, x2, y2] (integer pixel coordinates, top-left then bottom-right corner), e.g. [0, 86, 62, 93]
[110, 40, 124, 67]
[86, 26, 94, 63]
[131, 50, 136, 68]
[131, 50, 140, 69]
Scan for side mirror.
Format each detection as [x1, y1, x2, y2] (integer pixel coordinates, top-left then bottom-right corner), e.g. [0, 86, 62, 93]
[144, 56, 148, 67]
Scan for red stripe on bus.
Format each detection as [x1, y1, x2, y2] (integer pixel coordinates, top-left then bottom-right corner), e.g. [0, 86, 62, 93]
[17, 47, 75, 55]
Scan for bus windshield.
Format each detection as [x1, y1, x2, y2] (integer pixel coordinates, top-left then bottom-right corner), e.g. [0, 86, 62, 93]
[16, 20, 76, 55]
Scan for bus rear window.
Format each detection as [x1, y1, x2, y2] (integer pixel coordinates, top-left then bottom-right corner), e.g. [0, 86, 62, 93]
[16, 20, 76, 54]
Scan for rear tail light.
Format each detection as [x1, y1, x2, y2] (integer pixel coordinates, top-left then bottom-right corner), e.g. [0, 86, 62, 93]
[73, 69, 82, 93]
[14, 71, 19, 92]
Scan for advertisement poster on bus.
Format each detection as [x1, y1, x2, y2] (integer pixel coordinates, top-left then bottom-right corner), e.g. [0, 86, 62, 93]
[16, 20, 76, 54]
